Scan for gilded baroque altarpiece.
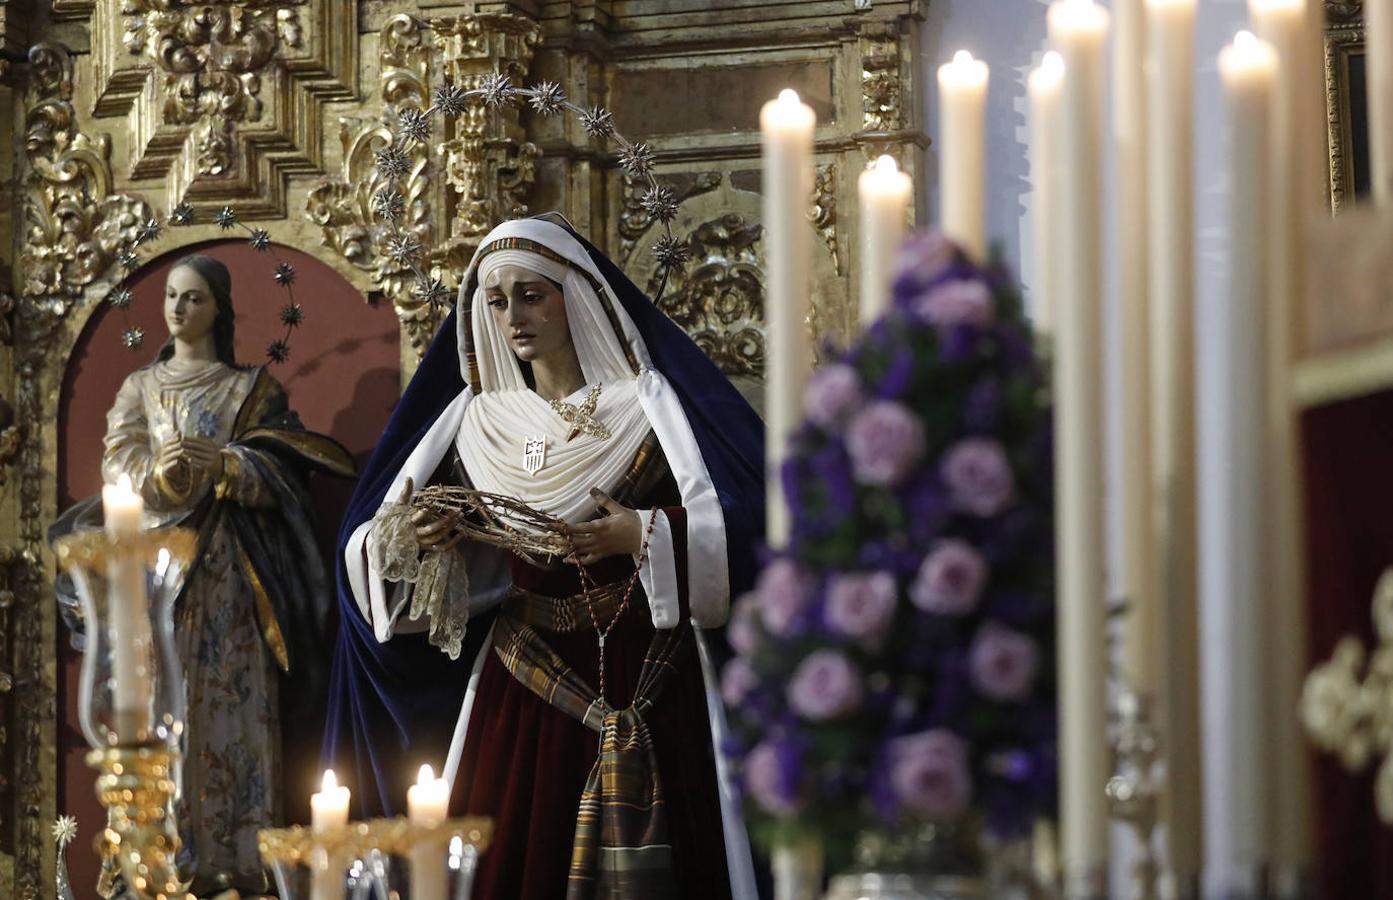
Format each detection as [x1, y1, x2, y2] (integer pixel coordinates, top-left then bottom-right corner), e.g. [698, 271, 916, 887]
[0, 1, 927, 895]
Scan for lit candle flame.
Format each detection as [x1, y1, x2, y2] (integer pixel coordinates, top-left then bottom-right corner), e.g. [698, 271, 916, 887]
[872, 155, 898, 175]
[321, 768, 339, 792]
[418, 763, 436, 786]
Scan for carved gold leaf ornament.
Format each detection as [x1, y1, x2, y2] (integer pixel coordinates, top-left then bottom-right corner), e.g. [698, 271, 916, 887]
[1302, 567, 1393, 821]
[648, 215, 767, 379]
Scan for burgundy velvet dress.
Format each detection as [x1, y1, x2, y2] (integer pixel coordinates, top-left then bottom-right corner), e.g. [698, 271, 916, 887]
[447, 494, 733, 899]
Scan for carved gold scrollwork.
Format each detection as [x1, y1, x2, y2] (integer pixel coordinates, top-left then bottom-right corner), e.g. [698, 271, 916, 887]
[21, 42, 151, 337]
[434, 12, 542, 272]
[92, 0, 354, 217]
[307, 12, 542, 359]
[811, 163, 840, 277]
[647, 214, 766, 379]
[618, 171, 723, 268]
[860, 25, 903, 133]
[1326, 0, 1363, 24]
[308, 14, 435, 350]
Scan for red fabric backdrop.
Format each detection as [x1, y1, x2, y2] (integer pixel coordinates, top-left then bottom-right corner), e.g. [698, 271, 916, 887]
[55, 239, 401, 891]
[1302, 390, 1393, 899]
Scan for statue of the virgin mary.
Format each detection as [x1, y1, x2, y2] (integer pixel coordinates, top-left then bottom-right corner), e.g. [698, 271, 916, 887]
[324, 216, 765, 898]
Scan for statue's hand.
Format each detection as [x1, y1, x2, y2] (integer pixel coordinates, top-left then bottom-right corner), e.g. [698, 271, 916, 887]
[404, 480, 466, 550]
[562, 488, 642, 566]
[180, 436, 224, 481]
[152, 439, 195, 503]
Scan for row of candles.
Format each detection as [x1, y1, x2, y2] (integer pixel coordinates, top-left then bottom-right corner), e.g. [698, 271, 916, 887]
[758, 0, 1355, 892]
[1034, 0, 1329, 889]
[99, 478, 459, 896]
[310, 766, 452, 899]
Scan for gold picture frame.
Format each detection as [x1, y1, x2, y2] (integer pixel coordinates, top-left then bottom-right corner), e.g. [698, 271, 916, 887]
[1325, 1, 1370, 212]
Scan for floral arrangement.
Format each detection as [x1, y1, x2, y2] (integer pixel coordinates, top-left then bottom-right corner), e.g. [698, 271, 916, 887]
[724, 232, 1056, 861]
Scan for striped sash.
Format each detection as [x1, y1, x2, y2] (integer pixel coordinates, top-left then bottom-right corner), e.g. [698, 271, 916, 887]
[493, 588, 689, 899]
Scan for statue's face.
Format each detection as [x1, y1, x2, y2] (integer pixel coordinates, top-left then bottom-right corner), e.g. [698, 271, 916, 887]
[483, 264, 570, 363]
[164, 266, 219, 345]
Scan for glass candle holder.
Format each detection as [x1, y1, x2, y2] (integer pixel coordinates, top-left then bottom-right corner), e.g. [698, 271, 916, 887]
[54, 528, 195, 749]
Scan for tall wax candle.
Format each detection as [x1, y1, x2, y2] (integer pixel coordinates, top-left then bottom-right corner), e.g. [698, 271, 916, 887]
[937, 50, 990, 261]
[310, 769, 351, 900]
[1212, 30, 1279, 889]
[857, 154, 912, 325]
[1113, 0, 1159, 700]
[1367, 0, 1393, 202]
[760, 89, 816, 548]
[409, 764, 450, 900]
[1045, 0, 1111, 886]
[1027, 51, 1064, 336]
[1144, 0, 1203, 882]
[103, 473, 152, 743]
[1249, 0, 1316, 877]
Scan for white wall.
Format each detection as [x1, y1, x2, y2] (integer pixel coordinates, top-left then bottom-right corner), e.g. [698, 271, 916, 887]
[921, 0, 1052, 284]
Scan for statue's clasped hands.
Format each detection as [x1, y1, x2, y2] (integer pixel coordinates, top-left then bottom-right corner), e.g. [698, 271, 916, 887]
[155, 433, 225, 494]
[396, 478, 643, 564]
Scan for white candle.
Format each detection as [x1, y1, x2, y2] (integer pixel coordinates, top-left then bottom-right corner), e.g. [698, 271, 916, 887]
[1045, 0, 1110, 885]
[760, 88, 816, 548]
[1249, 0, 1316, 877]
[1213, 30, 1279, 888]
[1144, 0, 1202, 882]
[937, 50, 990, 262]
[102, 473, 151, 743]
[1027, 51, 1064, 335]
[1112, 0, 1158, 701]
[857, 154, 912, 324]
[310, 769, 351, 900]
[408, 764, 450, 900]
[1368, 0, 1393, 202]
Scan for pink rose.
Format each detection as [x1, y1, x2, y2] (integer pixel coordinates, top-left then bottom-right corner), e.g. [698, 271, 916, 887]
[787, 650, 863, 722]
[969, 622, 1040, 702]
[756, 558, 816, 637]
[729, 592, 762, 656]
[915, 279, 993, 328]
[910, 540, 989, 615]
[721, 657, 758, 707]
[847, 401, 926, 486]
[894, 232, 957, 286]
[805, 364, 865, 429]
[745, 740, 803, 816]
[889, 729, 972, 820]
[825, 572, 897, 646]
[941, 437, 1015, 516]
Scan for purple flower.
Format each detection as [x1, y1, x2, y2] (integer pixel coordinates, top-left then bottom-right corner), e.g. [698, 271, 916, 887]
[721, 657, 759, 707]
[969, 622, 1040, 702]
[729, 592, 762, 655]
[915, 279, 994, 328]
[847, 401, 926, 486]
[889, 729, 972, 820]
[757, 559, 816, 637]
[805, 364, 864, 429]
[825, 572, 898, 645]
[910, 540, 989, 615]
[964, 379, 1002, 433]
[787, 650, 863, 721]
[941, 437, 1015, 516]
[892, 232, 957, 296]
[745, 740, 803, 816]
